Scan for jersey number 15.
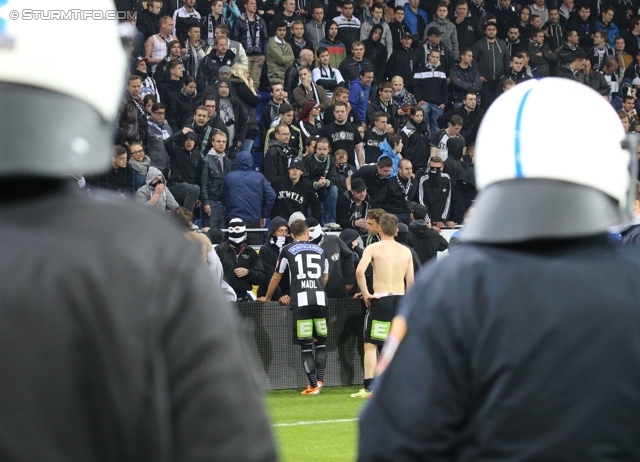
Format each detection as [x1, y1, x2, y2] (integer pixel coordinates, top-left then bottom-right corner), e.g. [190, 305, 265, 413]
[295, 253, 321, 279]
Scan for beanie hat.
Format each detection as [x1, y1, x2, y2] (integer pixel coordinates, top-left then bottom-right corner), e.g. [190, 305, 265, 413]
[228, 218, 247, 244]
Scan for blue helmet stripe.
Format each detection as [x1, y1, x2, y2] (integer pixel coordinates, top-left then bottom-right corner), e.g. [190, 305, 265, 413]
[514, 88, 534, 178]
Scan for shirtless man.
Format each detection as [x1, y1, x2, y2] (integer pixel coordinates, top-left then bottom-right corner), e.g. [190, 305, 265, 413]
[352, 213, 414, 398]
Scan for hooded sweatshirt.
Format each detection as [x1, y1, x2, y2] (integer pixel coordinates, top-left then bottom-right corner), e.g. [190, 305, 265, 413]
[222, 150, 276, 223]
[425, 17, 459, 60]
[135, 166, 180, 211]
[377, 139, 401, 177]
[408, 219, 448, 264]
[257, 217, 292, 298]
[306, 20, 326, 47]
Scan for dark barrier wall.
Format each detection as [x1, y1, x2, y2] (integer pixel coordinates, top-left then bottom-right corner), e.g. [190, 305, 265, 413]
[236, 299, 367, 390]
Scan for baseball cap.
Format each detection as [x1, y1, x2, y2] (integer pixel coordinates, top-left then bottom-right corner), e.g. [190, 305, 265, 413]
[219, 65, 232, 74]
[402, 31, 413, 39]
[351, 177, 367, 192]
[427, 27, 442, 36]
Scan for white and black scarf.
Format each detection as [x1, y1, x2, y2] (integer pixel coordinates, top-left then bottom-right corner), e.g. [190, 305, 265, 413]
[242, 13, 262, 54]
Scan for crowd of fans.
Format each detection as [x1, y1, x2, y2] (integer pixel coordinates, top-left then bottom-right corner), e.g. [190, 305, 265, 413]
[85, 0, 640, 298]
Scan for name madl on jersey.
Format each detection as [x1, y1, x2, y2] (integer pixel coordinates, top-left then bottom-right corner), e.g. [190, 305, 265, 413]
[301, 279, 318, 288]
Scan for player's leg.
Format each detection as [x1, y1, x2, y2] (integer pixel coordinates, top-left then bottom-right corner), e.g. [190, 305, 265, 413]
[294, 306, 320, 394]
[313, 307, 328, 387]
[352, 297, 394, 398]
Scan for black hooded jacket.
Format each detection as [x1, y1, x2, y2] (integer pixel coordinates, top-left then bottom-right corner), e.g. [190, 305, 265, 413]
[408, 220, 448, 264]
[215, 240, 265, 298]
[258, 217, 291, 299]
[362, 25, 388, 84]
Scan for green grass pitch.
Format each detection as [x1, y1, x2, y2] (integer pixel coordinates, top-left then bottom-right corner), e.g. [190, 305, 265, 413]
[266, 386, 369, 461]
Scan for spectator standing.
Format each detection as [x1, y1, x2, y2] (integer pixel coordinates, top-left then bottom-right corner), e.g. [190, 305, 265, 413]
[267, 19, 296, 85]
[165, 129, 203, 213]
[320, 101, 366, 166]
[317, 21, 347, 69]
[595, 5, 620, 47]
[303, 138, 340, 227]
[438, 91, 484, 144]
[567, 6, 596, 49]
[404, 0, 429, 39]
[527, 29, 557, 76]
[408, 204, 449, 264]
[264, 104, 304, 156]
[400, 105, 430, 172]
[133, 58, 162, 103]
[588, 29, 615, 71]
[232, 0, 268, 92]
[542, 7, 566, 51]
[293, 67, 331, 110]
[145, 16, 177, 74]
[449, 47, 482, 105]
[257, 218, 292, 302]
[556, 28, 583, 65]
[146, 102, 173, 176]
[201, 131, 234, 229]
[230, 63, 260, 153]
[453, 0, 481, 50]
[362, 25, 389, 85]
[386, 32, 420, 93]
[498, 53, 533, 91]
[360, 3, 394, 58]
[196, 36, 236, 92]
[216, 77, 247, 156]
[389, 6, 412, 51]
[351, 156, 393, 198]
[373, 158, 417, 224]
[472, 22, 510, 107]
[413, 48, 449, 135]
[430, 114, 464, 162]
[306, 4, 327, 46]
[173, 0, 202, 44]
[426, 2, 460, 60]
[222, 151, 276, 244]
[312, 47, 345, 100]
[264, 123, 297, 182]
[270, 157, 323, 220]
[417, 156, 455, 228]
[137, 0, 162, 40]
[288, 19, 315, 59]
[364, 112, 389, 164]
[201, 0, 231, 46]
[347, 67, 375, 127]
[339, 41, 375, 85]
[307, 218, 356, 298]
[337, 177, 372, 234]
[367, 82, 399, 132]
[334, 0, 362, 51]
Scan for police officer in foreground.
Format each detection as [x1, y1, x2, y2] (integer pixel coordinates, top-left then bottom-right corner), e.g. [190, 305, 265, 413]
[0, 1, 277, 460]
[358, 78, 640, 460]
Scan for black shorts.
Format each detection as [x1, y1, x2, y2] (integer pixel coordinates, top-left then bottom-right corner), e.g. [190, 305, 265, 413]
[363, 295, 402, 345]
[292, 304, 328, 346]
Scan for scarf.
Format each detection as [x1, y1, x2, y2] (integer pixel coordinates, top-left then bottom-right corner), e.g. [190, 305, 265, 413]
[185, 40, 202, 76]
[148, 121, 171, 139]
[242, 13, 262, 54]
[181, 86, 198, 98]
[129, 155, 151, 175]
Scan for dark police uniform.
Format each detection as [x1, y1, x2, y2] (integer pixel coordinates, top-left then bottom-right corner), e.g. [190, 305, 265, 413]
[359, 236, 640, 460]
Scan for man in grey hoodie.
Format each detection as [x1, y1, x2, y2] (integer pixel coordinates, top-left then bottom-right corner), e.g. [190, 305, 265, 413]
[135, 166, 181, 212]
[426, 3, 460, 60]
[306, 4, 326, 47]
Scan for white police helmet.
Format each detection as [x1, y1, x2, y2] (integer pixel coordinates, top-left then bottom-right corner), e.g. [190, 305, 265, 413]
[0, 0, 127, 176]
[463, 78, 636, 243]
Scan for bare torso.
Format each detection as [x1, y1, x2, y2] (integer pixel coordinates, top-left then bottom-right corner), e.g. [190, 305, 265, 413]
[369, 239, 413, 294]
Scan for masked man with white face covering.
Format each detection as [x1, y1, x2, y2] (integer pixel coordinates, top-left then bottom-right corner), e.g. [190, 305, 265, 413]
[0, 1, 277, 460]
[306, 218, 355, 299]
[359, 78, 640, 460]
[215, 218, 265, 301]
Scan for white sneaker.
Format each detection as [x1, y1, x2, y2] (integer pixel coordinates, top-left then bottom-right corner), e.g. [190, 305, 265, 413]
[325, 222, 340, 229]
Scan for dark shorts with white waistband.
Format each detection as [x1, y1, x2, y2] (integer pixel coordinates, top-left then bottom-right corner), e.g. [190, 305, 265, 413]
[363, 295, 402, 345]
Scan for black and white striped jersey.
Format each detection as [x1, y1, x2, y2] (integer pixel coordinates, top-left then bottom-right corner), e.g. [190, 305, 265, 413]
[277, 241, 329, 307]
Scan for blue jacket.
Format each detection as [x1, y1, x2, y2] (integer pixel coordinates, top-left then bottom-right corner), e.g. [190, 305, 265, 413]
[595, 19, 620, 48]
[348, 78, 371, 123]
[222, 150, 276, 222]
[377, 139, 400, 177]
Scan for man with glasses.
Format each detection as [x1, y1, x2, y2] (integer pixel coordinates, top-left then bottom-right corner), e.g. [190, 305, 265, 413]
[263, 104, 302, 156]
[128, 143, 152, 191]
[264, 123, 296, 182]
[147, 102, 173, 176]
